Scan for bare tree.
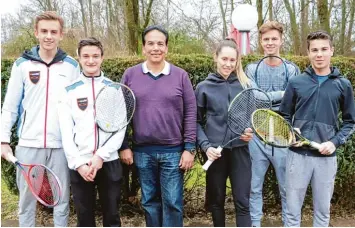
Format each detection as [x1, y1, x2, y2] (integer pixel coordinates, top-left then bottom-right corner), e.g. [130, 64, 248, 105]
[268, 0, 273, 21]
[317, 0, 331, 34]
[78, 0, 88, 37]
[88, 0, 94, 36]
[142, 0, 154, 29]
[218, 0, 228, 38]
[283, 0, 301, 54]
[345, 0, 355, 55]
[300, 0, 310, 55]
[124, 0, 139, 54]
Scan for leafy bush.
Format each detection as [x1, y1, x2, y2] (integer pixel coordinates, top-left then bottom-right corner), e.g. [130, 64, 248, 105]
[2, 54, 355, 211]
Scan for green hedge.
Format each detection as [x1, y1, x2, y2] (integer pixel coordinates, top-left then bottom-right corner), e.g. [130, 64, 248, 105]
[1, 54, 355, 211]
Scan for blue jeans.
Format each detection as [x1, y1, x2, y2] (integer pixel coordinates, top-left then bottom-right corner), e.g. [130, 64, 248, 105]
[134, 150, 184, 227]
[249, 137, 288, 227]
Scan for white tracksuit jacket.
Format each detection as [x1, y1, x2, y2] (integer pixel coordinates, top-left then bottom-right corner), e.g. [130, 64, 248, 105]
[58, 72, 126, 170]
[1, 46, 80, 148]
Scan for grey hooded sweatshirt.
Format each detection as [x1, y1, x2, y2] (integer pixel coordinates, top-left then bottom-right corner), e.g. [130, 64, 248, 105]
[195, 72, 248, 152]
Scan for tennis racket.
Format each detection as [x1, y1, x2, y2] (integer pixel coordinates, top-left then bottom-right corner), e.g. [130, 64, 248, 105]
[251, 109, 321, 149]
[254, 55, 289, 109]
[95, 82, 136, 146]
[202, 88, 272, 171]
[7, 153, 62, 207]
[254, 55, 289, 90]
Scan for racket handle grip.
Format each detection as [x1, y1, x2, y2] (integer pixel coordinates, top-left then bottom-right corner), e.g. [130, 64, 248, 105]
[202, 160, 213, 171]
[202, 146, 223, 171]
[7, 153, 18, 164]
[310, 141, 322, 150]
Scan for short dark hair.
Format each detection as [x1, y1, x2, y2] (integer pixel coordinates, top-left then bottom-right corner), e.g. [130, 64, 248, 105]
[142, 25, 169, 45]
[77, 37, 104, 56]
[307, 30, 333, 50]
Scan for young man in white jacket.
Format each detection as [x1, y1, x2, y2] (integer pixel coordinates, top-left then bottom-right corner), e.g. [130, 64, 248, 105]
[1, 12, 80, 227]
[58, 37, 126, 227]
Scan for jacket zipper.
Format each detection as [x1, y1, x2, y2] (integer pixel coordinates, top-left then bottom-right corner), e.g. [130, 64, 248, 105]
[226, 80, 233, 144]
[311, 77, 330, 140]
[44, 67, 50, 148]
[310, 75, 329, 149]
[92, 76, 97, 154]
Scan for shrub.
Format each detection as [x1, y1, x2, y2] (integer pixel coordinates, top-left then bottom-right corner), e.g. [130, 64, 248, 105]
[2, 54, 355, 211]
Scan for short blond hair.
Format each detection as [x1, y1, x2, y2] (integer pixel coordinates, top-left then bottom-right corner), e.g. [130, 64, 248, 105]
[259, 21, 284, 37]
[35, 11, 64, 31]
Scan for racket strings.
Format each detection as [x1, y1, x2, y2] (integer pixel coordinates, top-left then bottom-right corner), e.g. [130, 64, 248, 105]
[252, 110, 292, 146]
[228, 90, 271, 135]
[255, 59, 288, 91]
[96, 84, 135, 132]
[29, 166, 61, 206]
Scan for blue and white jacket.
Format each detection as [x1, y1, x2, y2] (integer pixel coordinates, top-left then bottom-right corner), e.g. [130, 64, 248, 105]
[58, 72, 126, 170]
[1, 46, 80, 148]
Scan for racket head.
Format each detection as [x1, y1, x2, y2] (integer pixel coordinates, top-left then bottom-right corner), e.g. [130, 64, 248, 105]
[95, 82, 136, 132]
[251, 109, 294, 148]
[19, 163, 63, 207]
[227, 88, 272, 136]
[254, 55, 289, 91]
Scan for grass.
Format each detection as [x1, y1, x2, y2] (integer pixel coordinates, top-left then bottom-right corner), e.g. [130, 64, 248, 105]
[184, 163, 232, 192]
[1, 178, 19, 220]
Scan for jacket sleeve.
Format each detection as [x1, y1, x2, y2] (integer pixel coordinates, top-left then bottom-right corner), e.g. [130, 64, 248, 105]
[195, 84, 211, 152]
[1, 62, 24, 143]
[249, 80, 284, 103]
[95, 87, 127, 160]
[329, 80, 355, 147]
[96, 127, 127, 160]
[57, 89, 84, 170]
[279, 80, 296, 124]
[182, 72, 197, 150]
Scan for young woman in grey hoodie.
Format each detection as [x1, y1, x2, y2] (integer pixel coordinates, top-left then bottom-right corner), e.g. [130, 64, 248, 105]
[195, 39, 253, 227]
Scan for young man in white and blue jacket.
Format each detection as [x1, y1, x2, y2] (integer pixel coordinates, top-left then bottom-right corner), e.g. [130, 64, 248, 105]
[279, 30, 355, 227]
[1, 12, 80, 227]
[58, 37, 125, 227]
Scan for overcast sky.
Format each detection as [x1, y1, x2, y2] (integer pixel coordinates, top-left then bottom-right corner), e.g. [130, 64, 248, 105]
[1, 0, 24, 15]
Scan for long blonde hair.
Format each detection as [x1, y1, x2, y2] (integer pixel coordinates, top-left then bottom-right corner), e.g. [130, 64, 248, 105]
[215, 39, 250, 88]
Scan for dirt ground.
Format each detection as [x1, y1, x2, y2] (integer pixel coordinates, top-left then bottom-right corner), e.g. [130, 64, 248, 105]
[2, 209, 355, 227]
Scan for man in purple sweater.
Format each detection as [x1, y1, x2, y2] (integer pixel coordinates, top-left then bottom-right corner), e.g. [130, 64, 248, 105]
[119, 25, 197, 227]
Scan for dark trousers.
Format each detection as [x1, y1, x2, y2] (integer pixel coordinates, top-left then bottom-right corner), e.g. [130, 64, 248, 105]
[70, 159, 122, 227]
[206, 146, 252, 227]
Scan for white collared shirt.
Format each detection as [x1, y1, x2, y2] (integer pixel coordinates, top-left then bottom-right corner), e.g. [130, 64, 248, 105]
[142, 61, 170, 77]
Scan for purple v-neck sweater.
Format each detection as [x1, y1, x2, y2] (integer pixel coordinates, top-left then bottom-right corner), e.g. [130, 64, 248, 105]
[121, 63, 197, 149]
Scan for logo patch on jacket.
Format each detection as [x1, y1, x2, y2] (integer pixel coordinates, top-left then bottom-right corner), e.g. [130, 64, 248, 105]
[29, 71, 40, 84]
[77, 97, 88, 111]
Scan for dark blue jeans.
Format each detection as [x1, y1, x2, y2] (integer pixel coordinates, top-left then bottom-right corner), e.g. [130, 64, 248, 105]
[134, 150, 184, 227]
